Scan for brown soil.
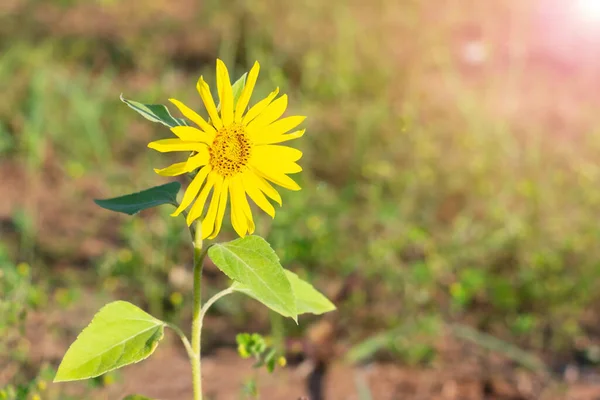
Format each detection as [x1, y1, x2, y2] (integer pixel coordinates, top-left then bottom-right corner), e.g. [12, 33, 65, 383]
[10, 304, 600, 400]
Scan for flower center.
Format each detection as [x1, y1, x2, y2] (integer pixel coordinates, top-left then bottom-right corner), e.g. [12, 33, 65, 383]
[209, 124, 252, 177]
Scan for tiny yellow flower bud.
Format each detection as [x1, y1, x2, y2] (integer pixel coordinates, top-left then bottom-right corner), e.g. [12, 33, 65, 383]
[37, 380, 47, 391]
[103, 374, 114, 385]
[169, 292, 183, 306]
[17, 262, 30, 277]
[277, 356, 287, 367]
[117, 248, 133, 263]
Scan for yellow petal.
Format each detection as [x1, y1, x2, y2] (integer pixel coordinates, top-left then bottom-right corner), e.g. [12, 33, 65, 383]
[242, 87, 279, 125]
[170, 126, 214, 144]
[251, 165, 301, 191]
[208, 177, 230, 240]
[235, 61, 260, 122]
[252, 145, 303, 163]
[201, 174, 224, 238]
[242, 170, 275, 218]
[240, 187, 255, 234]
[196, 76, 223, 129]
[249, 116, 306, 142]
[246, 95, 288, 131]
[154, 150, 209, 177]
[148, 139, 207, 153]
[168, 98, 216, 135]
[247, 215, 255, 234]
[255, 129, 306, 145]
[250, 149, 303, 175]
[186, 171, 216, 224]
[245, 171, 282, 206]
[216, 59, 234, 126]
[171, 165, 212, 216]
[154, 161, 188, 177]
[278, 161, 302, 174]
[229, 176, 249, 237]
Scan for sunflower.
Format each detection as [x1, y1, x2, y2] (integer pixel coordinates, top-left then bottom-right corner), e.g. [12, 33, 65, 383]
[148, 60, 305, 239]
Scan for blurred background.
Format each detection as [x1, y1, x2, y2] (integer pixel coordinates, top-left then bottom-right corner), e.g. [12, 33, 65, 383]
[2, 0, 600, 399]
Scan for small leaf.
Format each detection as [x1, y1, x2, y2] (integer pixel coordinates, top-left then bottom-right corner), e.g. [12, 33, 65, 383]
[54, 301, 166, 382]
[285, 270, 336, 315]
[120, 94, 189, 128]
[232, 73, 247, 107]
[209, 236, 297, 321]
[216, 73, 247, 112]
[123, 396, 155, 400]
[94, 182, 181, 215]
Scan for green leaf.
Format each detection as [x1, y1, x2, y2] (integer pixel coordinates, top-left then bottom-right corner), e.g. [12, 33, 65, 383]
[209, 236, 297, 321]
[216, 73, 247, 112]
[123, 396, 155, 400]
[94, 182, 181, 215]
[232, 73, 247, 107]
[120, 94, 189, 128]
[284, 270, 336, 315]
[54, 301, 166, 382]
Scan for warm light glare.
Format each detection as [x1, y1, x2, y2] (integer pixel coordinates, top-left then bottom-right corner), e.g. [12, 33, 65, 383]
[574, 0, 600, 24]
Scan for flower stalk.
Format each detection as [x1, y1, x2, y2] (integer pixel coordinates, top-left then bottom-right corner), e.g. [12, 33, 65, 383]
[191, 223, 206, 400]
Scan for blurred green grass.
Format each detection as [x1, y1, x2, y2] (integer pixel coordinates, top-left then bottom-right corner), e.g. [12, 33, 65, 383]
[3, 0, 600, 394]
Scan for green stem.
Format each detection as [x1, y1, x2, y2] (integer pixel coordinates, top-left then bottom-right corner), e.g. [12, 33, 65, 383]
[190, 223, 208, 400]
[167, 322, 195, 362]
[200, 287, 235, 323]
[183, 214, 233, 400]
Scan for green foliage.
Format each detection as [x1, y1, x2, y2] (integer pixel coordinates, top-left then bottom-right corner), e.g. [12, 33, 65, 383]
[120, 95, 189, 128]
[0, 248, 47, 368]
[346, 317, 440, 365]
[233, 269, 335, 318]
[209, 236, 298, 321]
[0, 365, 54, 400]
[284, 270, 336, 315]
[94, 182, 181, 216]
[54, 301, 166, 382]
[122, 396, 155, 400]
[96, 207, 189, 320]
[236, 333, 286, 373]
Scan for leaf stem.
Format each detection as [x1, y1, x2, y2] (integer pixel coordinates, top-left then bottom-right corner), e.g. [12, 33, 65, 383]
[166, 322, 195, 362]
[199, 287, 235, 323]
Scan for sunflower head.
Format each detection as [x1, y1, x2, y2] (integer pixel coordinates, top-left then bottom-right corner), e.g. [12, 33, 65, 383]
[209, 123, 252, 176]
[148, 60, 305, 240]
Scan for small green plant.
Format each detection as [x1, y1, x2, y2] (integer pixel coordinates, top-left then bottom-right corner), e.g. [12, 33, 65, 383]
[52, 59, 336, 399]
[236, 333, 287, 373]
[0, 248, 47, 375]
[0, 365, 53, 400]
[236, 332, 286, 399]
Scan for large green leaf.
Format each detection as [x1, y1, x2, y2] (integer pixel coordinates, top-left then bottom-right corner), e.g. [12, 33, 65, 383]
[209, 236, 297, 321]
[284, 270, 336, 315]
[54, 301, 166, 382]
[94, 182, 181, 215]
[235, 270, 337, 316]
[120, 94, 189, 128]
